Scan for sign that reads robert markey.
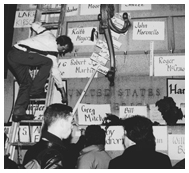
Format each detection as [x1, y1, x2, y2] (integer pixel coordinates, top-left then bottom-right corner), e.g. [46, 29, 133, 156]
[78, 103, 111, 125]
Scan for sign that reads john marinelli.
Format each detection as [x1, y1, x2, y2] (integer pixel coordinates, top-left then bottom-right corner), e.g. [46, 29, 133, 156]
[68, 27, 97, 45]
[133, 21, 165, 40]
[78, 103, 111, 125]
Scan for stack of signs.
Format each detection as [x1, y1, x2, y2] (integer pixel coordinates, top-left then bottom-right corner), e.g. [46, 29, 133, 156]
[90, 52, 109, 75]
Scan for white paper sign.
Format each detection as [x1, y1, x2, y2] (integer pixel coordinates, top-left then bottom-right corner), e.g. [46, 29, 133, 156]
[90, 53, 108, 65]
[154, 56, 185, 76]
[58, 58, 97, 78]
[104, 126, 125, 151]
[133, 21, 165, 40]
[167, 79, 185, 108]
[68, 27, 97, 45]
[31, 126, 41, 142]
[153, 126, 167, 151]
[66, 4, 79, 16]
[14, 11, 35, 28]
[121, 4, 151, 11]
[18, 126, 30, 142]
[168, 134, 185, 160]
[78, 103, 111, 125]
[149, 104, 165, 124]
[119, 106, 147, 119]
[80, 4, 100, 15]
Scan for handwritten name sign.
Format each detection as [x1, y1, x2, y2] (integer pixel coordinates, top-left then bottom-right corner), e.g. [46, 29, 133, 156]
[153, 126, 167, 151]
[154, 56, 185, 76]
[58, 58, 97, 78]
[121, 4, 151, 11]
[168, 134, 185, 160]
[66, 4, 79, 16]
[14, 11, 35, 28]
[68, 27, 97, 45]
[119, 106, 147, 119]
[104, 126, 125, 151]
[78, 103, 111, 125]
[133, 21, 165, 40]
[80, 4, 100, 15]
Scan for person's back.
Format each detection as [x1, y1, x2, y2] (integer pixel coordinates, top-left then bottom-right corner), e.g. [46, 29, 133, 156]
[109, 115, 172, 169]
[109, 145, 172, 169]
[23, 103, 74, 169]
[76, 125, 111, 169]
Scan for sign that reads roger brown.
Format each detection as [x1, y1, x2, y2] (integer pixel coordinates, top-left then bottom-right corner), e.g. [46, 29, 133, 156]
[78, 103, 111, 125]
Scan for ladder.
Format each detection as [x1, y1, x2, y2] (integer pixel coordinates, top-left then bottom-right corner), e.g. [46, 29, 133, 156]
[5, 4, 67, 164]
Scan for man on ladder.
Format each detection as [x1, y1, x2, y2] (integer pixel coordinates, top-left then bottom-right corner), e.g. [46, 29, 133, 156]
[7, 21, 74, 122]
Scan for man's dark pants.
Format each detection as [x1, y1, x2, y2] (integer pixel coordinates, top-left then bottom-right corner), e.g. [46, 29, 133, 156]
[7, 47, 52, 116]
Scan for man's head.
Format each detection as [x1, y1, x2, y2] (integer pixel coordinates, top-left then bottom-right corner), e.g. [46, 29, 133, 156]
[56, 35, 73, 55]
[85, 125, 106, 146]
[44, 103, 73, 139]
[123, 115, 155, 148]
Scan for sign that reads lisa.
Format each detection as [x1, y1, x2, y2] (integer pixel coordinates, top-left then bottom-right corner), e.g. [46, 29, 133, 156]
[68, 27, 97, 45]
[14, 11, 35, 28]
[133, 21, 165, 40]
[168, 134, 185, 160]
[80, 4, 100, 15]
[154, 56, 185, 76]
[119, 106, 147, 119]
[78, 103, 111, 125]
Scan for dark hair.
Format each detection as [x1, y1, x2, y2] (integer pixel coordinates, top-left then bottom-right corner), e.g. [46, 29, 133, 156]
[56, 35, 74, 55]
[44, 103, 73, 127]
[85, 125, 106, 146]
[123, 115, 155, 149]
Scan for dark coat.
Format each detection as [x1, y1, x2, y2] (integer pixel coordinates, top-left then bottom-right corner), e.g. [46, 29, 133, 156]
[23, 131, 73, 169]
[109, 145, 172, 169]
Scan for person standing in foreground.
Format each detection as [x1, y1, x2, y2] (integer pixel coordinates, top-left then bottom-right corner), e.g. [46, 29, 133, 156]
[108, 115, 172, 169]
[7, 22, 73, 122]
[76, 125, 111, 169]
[23, 103, 74, 169]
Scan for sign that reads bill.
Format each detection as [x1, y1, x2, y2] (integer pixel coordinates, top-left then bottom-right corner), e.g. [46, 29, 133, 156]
[133, 21, 165, 40]
[119, 106, 147, 119]
[78, 103, 111, 125]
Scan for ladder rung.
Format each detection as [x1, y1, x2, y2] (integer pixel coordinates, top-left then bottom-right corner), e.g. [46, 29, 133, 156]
[41, 9, 61, 14]
[20, 120, 43, 124]
[12, 142, 36, 147]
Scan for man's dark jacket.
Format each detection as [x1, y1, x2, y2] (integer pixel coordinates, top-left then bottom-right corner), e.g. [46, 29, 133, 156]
[108, 145, 172, 169]
[23, 131, 74, 169]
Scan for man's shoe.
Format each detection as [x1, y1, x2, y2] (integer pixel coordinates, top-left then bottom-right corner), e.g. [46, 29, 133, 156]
[12, 114, 35, 122]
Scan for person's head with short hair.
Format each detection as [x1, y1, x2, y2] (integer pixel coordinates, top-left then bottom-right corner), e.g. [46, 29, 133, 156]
[44, 103, 73, 140]
[123, 115, 156, 149]
[85, 125, 106, 147]
[56, 35, 73, 55]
